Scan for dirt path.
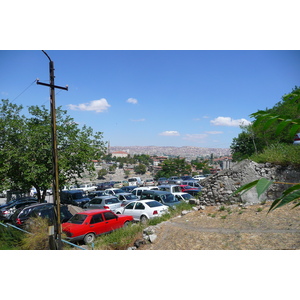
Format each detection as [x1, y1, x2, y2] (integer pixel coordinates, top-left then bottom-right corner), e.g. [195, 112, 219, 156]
[140, 202, 300, 250]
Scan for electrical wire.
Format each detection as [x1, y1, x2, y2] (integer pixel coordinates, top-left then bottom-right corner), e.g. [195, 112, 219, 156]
[11, 80, 37, 103]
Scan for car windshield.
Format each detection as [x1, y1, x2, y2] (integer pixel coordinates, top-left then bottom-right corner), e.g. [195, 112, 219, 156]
[114, 189, 123, 194]
[182, 194, 192, 200]
[128, 178, 137, 182]
[68, 214, 87, 224]
[161, 194, 177, 203]
[124, 194, 138, 200]
[72, 192, 84, 199]
[145, 201, 163, 208]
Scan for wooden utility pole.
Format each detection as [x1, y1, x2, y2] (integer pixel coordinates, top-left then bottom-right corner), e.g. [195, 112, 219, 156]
[37, 50, 68, 249]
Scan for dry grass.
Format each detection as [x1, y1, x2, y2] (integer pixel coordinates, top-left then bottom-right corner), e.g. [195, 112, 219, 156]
[21, 217, 50, 250]
[140, 202, 300, 250]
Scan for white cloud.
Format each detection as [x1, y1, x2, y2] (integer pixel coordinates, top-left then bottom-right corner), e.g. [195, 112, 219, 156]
[210, 116, 251, 127]
[183, 133, 208, 141]
[159, 131, 180, 136]
[205, 131, 223, 134]
[67, 98, 111, 113]
[127, 98, 138, 104]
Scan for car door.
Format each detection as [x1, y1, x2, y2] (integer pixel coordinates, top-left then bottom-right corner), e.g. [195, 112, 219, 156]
[133, 202, 146, 219]
[87, 197, 102, 209]
[103, 211, 121, 231]
[122, 201, 136, 219]
[90, 213, 106, 235]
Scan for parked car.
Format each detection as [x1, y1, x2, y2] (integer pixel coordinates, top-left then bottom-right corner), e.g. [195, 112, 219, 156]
[158, 184, 182, 194]
[180, 185, 201, 196]
[115, 193, 139, 202]
[72, 182, 97, 193]
[293, 133, 300, 145]
[167, 176, 183, 185]
[96, 181, 114, 190]
[121, 185, 138, 193]
[104, 188, 124, 196]
[193, 175, 206, 181]
[115, 200, 169, 223]
[131, 186, 159, 199]
[181, 181, 202, 189]
[62, 209, 133, 244]
[143, 178, 156, 186]
[113, 181, 123, 188]
[128, 177, 144, 186]
[60, 190, 90, 208]
[11, 203, 72, 228]
[181, 176, 196, 181]
[83, 196, 121, 212]
[140, 190, 182, 208]
[174, 193, 196, 203]
[0, 198, 38, 221]
[87, 190, 106, 199]
[157, 177, 168, 185]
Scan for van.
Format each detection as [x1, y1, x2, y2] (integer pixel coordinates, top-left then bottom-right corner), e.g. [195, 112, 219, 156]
[60, 190, 90, 208]
[131, 186, 158, 199]
[128, 177, 144, 186]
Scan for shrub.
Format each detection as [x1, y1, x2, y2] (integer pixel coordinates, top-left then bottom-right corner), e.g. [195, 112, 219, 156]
[21, 217, 50, 250]
[94, 223, 144, 250]
[251, 143, 300, 166]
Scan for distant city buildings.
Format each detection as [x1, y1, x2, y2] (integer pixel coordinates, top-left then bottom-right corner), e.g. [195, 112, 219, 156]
[109, 146, 231, 160]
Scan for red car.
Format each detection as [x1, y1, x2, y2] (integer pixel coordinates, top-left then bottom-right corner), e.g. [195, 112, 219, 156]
[62, 209, 133, 244]
[179, 185, 201, 196]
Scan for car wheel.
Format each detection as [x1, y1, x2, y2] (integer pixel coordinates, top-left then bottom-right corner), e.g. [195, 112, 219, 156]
[84, 233, 95, 244]
[123, 221, 130, 227]
[140, 215, 148, 224]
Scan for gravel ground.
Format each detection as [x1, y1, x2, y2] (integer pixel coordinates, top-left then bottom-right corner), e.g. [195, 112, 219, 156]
[140, 202, 300, 250]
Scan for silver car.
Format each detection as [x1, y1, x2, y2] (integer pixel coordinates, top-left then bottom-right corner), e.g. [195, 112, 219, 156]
[83, 196, 121, 212]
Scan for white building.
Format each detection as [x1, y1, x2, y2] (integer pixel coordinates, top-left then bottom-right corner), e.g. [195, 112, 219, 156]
[111, 151, 129, 158]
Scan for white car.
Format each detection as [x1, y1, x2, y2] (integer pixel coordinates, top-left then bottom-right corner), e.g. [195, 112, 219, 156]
[72, 183, 97, 193]
[115, 200, 169, 223]
[128, 177, 144, 186]
[174, 192, 195, 203]
[193, 175, 206, 181]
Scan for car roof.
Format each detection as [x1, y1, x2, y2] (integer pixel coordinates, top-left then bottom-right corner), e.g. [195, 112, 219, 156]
[142, 190, 171, 195]
[77, 209, 113, 215]
[93, 195, 118, 199]
[61, 190, 83, 193]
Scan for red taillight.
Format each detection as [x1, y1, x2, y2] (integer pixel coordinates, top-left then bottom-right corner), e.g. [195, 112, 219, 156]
[153, 210, 158, 215]
[103, 206, 109, 209]
[294, 134, 300, 141]
[16, 218, 22, 225]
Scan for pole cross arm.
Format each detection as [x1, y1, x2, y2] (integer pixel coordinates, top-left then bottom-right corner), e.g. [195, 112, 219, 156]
[36, 80, 68, 91]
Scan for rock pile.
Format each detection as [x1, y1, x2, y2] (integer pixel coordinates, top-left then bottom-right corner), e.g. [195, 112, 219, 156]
[199, 159, 300, 205]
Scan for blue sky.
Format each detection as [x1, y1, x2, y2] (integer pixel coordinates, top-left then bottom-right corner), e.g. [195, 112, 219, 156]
[1, 50, 299, 148]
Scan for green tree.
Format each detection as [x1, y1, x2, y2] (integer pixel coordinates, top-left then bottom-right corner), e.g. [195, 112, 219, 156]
[134, 163, 147, 175]
[0, 99, 106, 201]
[156, 157, 191, 179]
[230, 87, 300, 161]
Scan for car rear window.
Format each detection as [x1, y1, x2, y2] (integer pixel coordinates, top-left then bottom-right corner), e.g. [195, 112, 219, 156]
[68, 214, 87, 224]
[145, 201, 163, 208]
[105, 198, 120, 204]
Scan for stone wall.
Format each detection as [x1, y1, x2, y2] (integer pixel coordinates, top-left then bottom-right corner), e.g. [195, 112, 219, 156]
[199, 159, 300, 205]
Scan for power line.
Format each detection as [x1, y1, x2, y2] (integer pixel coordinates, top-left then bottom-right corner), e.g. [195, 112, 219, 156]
[11, 80, 37, 103]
